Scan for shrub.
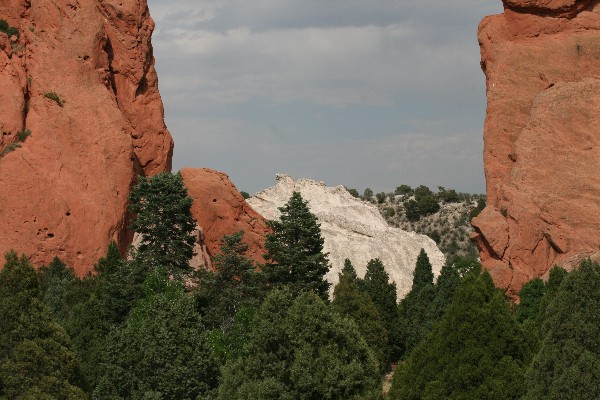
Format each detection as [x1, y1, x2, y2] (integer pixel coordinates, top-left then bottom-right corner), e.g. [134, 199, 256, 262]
[16, 128, 31, 142]
[44, 91, 64, 107]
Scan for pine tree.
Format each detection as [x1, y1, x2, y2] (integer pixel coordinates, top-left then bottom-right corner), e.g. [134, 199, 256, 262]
[332, 270, 388, 370]
[390, 269, 527, 400]
[94, 274, 219, 399]
[412, 248, 434, 291]
[129, 172, 196, 278]
[360, 258, 399, 363]
[524, 260, 600, 399]
[218, 289, 381, 399]
[0, 252, 86, 399]
[264, 191, 331, 299]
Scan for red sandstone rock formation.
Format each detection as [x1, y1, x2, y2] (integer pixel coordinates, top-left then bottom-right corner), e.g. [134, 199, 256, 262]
[0, 0, 173, 274]
[472, 0, 600, 297]
[180, 168, 270, 266]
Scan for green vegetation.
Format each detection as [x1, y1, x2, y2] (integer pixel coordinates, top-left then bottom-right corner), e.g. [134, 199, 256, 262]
[0, 128, 31, 158]
[128, 172, 196, 278]
[44, 91, 65, 107]
[263, 191, 331, 300]
[3, 176, 600, 399]
[0, 19, 19, 38]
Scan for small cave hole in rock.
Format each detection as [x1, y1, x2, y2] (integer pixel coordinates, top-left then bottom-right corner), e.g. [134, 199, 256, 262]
[47, 233, 54, 238]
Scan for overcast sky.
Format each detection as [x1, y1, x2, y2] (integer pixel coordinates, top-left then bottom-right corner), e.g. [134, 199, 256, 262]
[146, 0, 503, 195]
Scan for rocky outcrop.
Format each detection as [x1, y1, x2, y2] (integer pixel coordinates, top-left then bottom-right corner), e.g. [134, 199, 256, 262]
[180, 168, 270, 266]
[0, 0, 172, 274]
[247, 175, 445, 299]
[472, 0, 600, 296]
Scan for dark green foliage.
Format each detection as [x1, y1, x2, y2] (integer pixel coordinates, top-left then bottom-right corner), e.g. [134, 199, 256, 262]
[363, 187, 374, 201]
[437, 186, 460, 203]
[198, 231, 262, 330]
[44, 91, 64, 107]
[347, 188, 360, 198]
[333, 267, 388, 370]
[390, 269, 527, 400]
[0, 19, 18, 38]
[16, 128, 31, 142]
[264, 191, 331, 299]
[360, 258, 399, 362]
[342, 258, 358, 280]
[37, 257, 77, 321]
[469, 197, 487, 221]
[218, 289, 381, 399]
[240, 190, 250, 199]
[517, 278, 546, 323]
[395, 185, 413, 196]
[0, 142, 21, 157]
[428, 229, 441, 243]
[403, 199, 421, 221]
[376, 192, 387, 204]
[412, 249, 434, 291]
[94, 275, 219, 399]
[524, 260, 600, 399]
[129, 172, 196, 278]
[0, 252, 85, 399]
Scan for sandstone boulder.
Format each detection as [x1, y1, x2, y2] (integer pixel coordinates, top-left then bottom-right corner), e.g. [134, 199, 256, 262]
[247, 174, 445, 299]
[180, 168, 270, 266]
[0, 0, 172, 275]
[473, 0, 600, 296]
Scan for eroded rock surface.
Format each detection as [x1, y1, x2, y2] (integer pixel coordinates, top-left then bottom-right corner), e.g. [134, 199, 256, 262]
[0, 0, 172, 274]
[472, 0, 600, 296]
[180, 168, 270, 267]
[248, 175, 445, 299]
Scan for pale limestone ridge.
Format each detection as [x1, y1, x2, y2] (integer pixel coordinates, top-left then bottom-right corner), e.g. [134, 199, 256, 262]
[247, 174, 445, 299]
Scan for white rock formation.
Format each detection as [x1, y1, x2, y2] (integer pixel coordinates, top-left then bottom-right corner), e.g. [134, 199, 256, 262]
[247, 174, 445, 299]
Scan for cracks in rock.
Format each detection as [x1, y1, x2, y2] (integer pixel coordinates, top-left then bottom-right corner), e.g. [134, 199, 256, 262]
[102, 37, 118, 102]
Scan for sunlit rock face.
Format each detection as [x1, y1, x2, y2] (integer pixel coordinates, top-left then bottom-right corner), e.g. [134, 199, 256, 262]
[248, 174, 445, 299]
[472, 0, 600, 297]
[0, 0, 173, 274]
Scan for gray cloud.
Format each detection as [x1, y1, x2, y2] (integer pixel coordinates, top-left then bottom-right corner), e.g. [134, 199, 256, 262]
[147, 0, 503, 194]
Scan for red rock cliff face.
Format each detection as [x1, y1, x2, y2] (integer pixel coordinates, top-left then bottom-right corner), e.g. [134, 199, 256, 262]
[0, 0, 173, 274]
[180, 168, 270, 266]
[472, 0, 600, 296]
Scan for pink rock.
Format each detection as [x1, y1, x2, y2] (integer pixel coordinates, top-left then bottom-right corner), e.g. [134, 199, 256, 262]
[0, 0, 172, 275]
[474, 0, 600, 297]
[180, 168, 270, 266]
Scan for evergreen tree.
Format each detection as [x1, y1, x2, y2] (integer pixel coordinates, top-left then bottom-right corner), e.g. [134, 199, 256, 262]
[360, 258, 399, 363]
[0, 252, 85, 399]
[397, 250, 437, 358]
[341, 258, 358, 280]
[517, 277, 546, 324]
[94, 274, 219, 399]
[196, 231, 263, 338]
[263, 191, 331, 299]
[412, 249, 434, 290]
[218, 289, 381, 399]
[128, 172, 196, 278]
[37, 257, 77, 321]
[524, 260, 600, 399]
[390, 268, 527, 400]
[332, 268, 388, 370]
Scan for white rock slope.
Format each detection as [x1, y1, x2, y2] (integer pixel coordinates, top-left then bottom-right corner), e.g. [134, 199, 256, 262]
[247, 175, 445, 299]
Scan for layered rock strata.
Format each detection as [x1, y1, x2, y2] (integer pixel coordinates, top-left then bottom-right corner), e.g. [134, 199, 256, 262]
[180, 168, 270, 267]
[248, 175, 445, 299]
[472, 0, 600, 296]
[0, 0, 173, 274]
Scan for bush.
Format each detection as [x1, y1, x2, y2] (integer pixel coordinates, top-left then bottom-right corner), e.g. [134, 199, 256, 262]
[0, 20, 19, 38]
[44, 91, 64, 107]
